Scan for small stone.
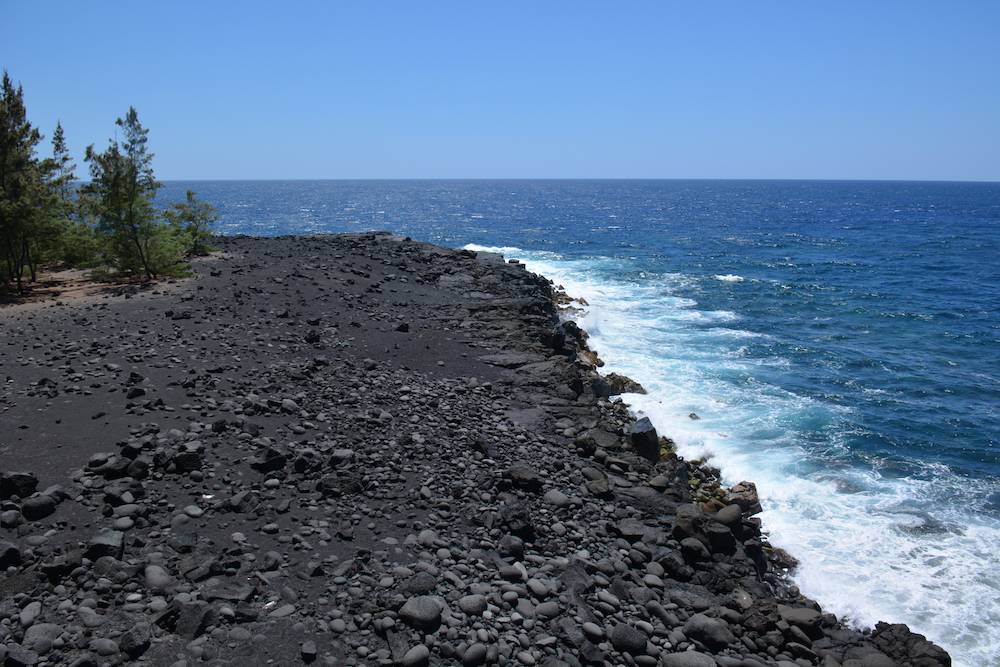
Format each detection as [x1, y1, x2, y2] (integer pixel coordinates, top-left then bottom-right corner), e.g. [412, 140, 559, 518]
[401, 644, 430, 667]
[610, 623, 647, 655]
[526, 578, 549, 598]
[535, 601, 561, 618]
[542, 489, 571, 507]
[145, 564, 173, 592]
[77, 606, 105, 628]
[582, 622, 605, 640]
[399, 596, 444, 632]
[19, 600, 41, 627]
[458, 594, 487, 616]
[463, 642, 488, 666]
[301, 640, 318, 662]
[660, 652, 717, 667]
[91, 638, 119, 656]
[268, 603, 296, 618]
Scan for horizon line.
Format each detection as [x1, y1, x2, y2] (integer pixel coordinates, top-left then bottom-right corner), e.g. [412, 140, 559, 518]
[148, 177, 1000, 185]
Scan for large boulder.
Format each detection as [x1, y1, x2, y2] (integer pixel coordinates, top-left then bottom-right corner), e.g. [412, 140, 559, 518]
[174, 600, 215, 639]
[0, 540, 22, 568]
[250, 443, 288, 472]
[629, 417, 660, 462]
[504, 463, 543, 492]
[705, 522, 736, 555]
[869, 622, 952, 667]
[22, 623, 62, 654]
[120, 621, 153, 658]
[0, 471, 39, 499]
[680, 537, 711, 564]
[673, 504, 705, 541]
[604, 372, 647, 395]
[20, 495, 56, 522]
[682, 613, 735, 650]
[85, 530, 124, 560]
[723, 481, 762, 515]
[316, 471, 365, 497]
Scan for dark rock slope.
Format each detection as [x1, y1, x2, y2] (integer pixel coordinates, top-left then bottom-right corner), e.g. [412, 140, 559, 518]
[0, 234, 950, 666]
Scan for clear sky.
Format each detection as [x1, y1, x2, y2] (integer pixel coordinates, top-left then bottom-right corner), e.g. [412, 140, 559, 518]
[4, 1, 999, 181]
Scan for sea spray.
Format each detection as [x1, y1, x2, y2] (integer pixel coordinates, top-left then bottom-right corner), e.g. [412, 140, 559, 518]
[465, 242, 1000, 667]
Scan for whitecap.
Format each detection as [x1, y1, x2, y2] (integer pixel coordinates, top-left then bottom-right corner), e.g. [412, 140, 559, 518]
[497, 248, 1000, 667]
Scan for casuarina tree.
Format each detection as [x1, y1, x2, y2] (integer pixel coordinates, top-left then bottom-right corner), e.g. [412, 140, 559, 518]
[0, 70, 43, 292]
[82, 106, 183, 279]
[165, 190, 217, 256]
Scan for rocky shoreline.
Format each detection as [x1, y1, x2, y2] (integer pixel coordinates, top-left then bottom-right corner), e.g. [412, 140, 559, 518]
[0, 234, 950, 666]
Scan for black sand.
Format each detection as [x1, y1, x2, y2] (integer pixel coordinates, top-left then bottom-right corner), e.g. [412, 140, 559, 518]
[0, 234, 950, 666]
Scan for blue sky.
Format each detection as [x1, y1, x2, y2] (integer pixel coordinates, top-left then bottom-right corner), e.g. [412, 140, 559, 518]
[4, 1, 999, 180]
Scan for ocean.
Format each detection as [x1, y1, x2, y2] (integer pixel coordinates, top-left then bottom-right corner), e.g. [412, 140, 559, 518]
[157, 179, 1000, 666]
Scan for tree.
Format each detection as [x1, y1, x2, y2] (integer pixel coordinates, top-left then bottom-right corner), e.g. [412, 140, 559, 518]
[0, 70, 43, 292]
[165, 190, 217, 256]
[46, 122, 100, 267]
[49, 122, 75, 200]
[82, 106, 177, 279]
[1, 72, 213, 293]
[20, 122, 81, 279]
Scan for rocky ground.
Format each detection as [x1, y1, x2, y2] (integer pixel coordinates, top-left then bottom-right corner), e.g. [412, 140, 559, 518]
[0, 234, 951, 667]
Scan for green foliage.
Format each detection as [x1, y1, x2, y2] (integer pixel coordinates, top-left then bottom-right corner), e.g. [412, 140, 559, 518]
[81, 106, 170, 279]
[0, 70, 45, 292]
[27, 122, 79, 270]
[145, 225, 192, 277]
[0, 70, 216, 293]
[165, 190, 217, 256]
[57, 221, 102, 267]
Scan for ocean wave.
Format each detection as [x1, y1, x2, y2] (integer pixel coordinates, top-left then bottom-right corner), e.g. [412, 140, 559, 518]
[714, 273, 745, 282]
[462, 243, 568, 262]
[501, 248, 1000, 667]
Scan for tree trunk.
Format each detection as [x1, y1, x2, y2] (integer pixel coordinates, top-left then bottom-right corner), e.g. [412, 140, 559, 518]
[4, 241, 13, 284]
[130, 227, 154, 280]
[14, 238, 27, 294]
[27, 241, 37, 283]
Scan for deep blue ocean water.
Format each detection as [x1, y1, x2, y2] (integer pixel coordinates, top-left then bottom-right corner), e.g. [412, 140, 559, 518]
[158, 180, 999, 665]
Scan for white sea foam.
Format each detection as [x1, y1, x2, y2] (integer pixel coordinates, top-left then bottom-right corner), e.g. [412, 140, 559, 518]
[463, 243, 1000, 667]
[714, 273, 745, 282]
